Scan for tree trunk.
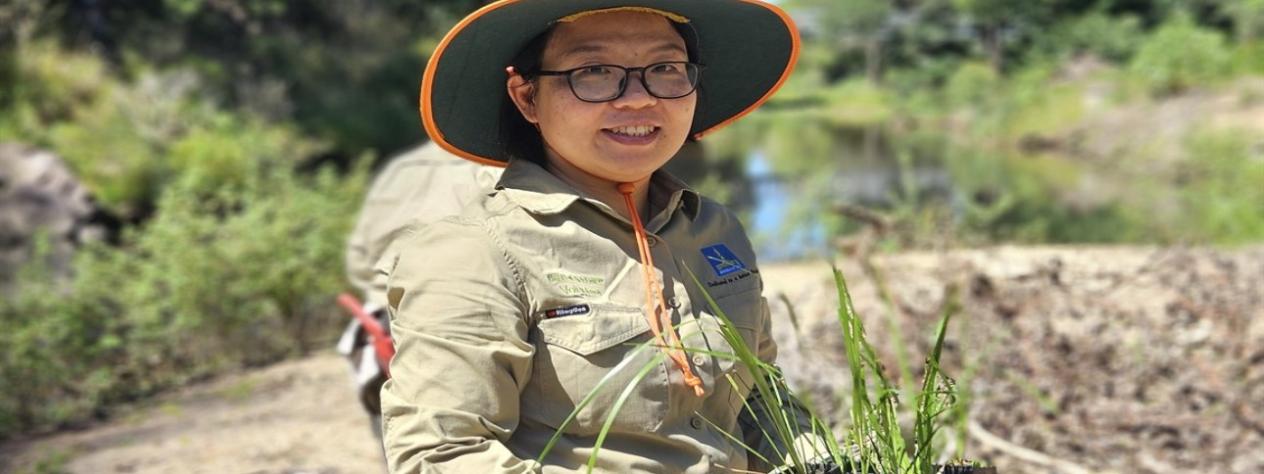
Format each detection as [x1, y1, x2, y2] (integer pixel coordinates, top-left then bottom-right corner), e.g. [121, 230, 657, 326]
[865, 38, 884, 85]
[985, 25, 1004, 73]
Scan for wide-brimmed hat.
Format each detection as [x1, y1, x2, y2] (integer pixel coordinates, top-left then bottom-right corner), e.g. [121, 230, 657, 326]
[420, 0, 800, 166]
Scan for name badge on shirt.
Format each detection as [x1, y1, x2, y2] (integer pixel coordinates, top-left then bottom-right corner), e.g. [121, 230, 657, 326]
[544, 304, 591, 319]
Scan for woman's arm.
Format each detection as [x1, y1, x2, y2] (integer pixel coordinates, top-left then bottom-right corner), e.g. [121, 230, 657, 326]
[380, 218, 539, 473]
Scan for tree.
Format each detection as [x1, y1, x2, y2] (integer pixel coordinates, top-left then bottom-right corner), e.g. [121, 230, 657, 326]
[789, 0, 895, 83]
[1225, 0, 1264, 42]
[951, 0, 1054, 72]
[28, 0, 483, 162]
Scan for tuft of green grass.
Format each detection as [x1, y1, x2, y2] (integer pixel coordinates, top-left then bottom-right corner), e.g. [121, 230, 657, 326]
[26, 448, 73, 474]
[219, 380, 257, 401]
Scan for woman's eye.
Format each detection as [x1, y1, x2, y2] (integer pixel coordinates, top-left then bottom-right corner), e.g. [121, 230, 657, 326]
[578, 66, 613, 76]
[649, 63, 682, 74]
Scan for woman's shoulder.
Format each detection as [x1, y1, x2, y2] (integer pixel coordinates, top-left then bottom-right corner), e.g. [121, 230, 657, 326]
[690, 194, 753, 239]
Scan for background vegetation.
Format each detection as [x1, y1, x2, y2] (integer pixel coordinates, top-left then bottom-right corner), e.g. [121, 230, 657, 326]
[2, 0, 1262, 441]
[713, 0, 1264, 255]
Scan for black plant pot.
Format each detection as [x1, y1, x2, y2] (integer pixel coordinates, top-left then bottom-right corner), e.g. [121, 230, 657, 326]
[937, 466, 996, 474]
[784, 459, 997, 474]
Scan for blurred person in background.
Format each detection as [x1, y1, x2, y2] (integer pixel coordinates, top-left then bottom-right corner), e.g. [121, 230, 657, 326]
[378, 1, 825, 472]
[339, 141, 502, 441]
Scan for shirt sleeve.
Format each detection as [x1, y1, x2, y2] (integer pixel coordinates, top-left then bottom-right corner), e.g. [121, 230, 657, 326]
[380, 218, 540, 473]
[739, 296, 825, 472]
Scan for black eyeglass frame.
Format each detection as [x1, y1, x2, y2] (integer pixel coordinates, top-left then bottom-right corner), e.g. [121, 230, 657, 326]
[531, 61, 704, 103]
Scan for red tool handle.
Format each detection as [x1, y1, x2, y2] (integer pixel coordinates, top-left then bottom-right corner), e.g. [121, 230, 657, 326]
[337, 293, 395, 377]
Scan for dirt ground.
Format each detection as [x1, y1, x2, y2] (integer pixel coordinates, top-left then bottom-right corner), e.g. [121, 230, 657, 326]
[2, 245, 1262, 473]
[767, 245, 1264, 474]
[0, 355, 387, 473]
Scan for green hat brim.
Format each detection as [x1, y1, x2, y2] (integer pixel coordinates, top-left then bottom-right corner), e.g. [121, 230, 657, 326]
[420, 0, 800, 166]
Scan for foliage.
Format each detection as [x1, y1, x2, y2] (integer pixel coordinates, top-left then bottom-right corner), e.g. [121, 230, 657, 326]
[1, 43, 319, 219]
[1231, 41, 1264, 75]
[1032, 12, 1146, 62]
[1128, 13, 1233, 95]
[943, 62, 1001, 111]
[0, 119, 368, 442]
[0, 238, 118, 439]
[728, 0, 1264, 250]
[1224, 0, 1264, 41]
[831, 268, 959, 474]
[823, 79, 895, 127]
[1163, 129, 1264, 243]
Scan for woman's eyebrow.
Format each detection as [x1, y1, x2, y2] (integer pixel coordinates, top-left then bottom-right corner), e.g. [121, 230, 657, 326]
[556, 41, 687, 60]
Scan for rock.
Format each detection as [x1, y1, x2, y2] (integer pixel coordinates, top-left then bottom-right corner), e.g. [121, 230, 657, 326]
[0, 143, 107, 294]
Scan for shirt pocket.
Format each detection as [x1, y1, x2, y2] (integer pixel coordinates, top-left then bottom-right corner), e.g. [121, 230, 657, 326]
[523, 304, 669, 436]
[683, 285, 764, 413]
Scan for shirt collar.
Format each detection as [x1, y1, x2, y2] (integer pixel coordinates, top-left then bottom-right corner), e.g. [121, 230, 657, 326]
[495, 158, 701, 220]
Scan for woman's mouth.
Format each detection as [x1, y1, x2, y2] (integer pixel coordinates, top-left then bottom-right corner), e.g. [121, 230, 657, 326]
[602, 125, 660, 145]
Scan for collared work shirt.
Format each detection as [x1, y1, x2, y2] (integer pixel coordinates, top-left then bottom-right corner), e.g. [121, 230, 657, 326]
[346, 142, 503, 309]
[381, 159, 806, 473]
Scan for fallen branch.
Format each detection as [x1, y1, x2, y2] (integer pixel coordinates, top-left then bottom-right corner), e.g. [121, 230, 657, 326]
[967, 420, 1098, 474]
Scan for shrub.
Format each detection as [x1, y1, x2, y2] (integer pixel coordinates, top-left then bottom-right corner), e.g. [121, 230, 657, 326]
[0, 138, 368, 441]
[1128, 13, 1233, 96]
[944, 62, 1001, 111]
[0, 238, 121, 437]
[1230, 41, 1264, 75]
[1034, 13, 1144, 63]
[1, 43, 318, 220]
[1169, 130, 1264, 243]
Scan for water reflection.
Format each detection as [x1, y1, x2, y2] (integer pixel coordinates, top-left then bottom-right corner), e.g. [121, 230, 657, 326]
[725, 125, 957, 261]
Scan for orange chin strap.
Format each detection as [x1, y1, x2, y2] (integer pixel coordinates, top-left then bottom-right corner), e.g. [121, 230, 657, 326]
[617, 182, 705, 398]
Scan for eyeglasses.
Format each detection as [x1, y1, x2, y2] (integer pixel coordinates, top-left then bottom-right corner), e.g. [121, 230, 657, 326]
[533, 61, 702, 103]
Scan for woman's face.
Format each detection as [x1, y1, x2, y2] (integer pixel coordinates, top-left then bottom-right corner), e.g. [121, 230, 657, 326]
[508, 11, 697, 185]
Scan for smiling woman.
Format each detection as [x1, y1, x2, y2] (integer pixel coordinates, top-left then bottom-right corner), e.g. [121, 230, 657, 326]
[506, 10, 699, 195]
[381, 1, 810, 472]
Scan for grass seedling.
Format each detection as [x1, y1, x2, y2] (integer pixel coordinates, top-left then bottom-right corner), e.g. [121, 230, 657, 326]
[833, 265, 961, 474]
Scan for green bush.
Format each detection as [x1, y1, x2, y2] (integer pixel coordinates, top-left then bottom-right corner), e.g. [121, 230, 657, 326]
[944, 147, 1141, 244]
[1034, 13, 1144, 63]
[943, 61, 1001, 111]
[1231, 41, 1264, 75]
[1128, 13, 1233, 96]
[1, 44, 320, 219]
[0, 160, 366, 439]
[0, 239, 121, 437]
[1, 43, 364, 440]
[1169, 130, 1264, 243]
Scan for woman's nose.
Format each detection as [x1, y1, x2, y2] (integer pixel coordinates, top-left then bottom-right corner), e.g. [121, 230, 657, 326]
[612, 71, 657, 108]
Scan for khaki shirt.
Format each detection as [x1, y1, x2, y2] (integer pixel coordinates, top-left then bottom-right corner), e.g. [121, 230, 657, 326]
[381, 159, 810, 473]
[345, 142, 503, 309]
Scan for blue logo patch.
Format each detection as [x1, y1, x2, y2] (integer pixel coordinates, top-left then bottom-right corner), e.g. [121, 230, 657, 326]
[701, 244, 746, 277]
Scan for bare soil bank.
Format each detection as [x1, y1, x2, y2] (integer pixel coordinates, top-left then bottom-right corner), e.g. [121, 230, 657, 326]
[769, 245, 1264, 474]
[3, 245, 1261, 474]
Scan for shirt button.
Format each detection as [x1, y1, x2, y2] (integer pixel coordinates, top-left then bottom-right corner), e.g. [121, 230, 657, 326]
[668, 296, 681, 309]
[646, 236, 658, 247]
[692, 354, 707, 367]
[690, 416, 704, 430]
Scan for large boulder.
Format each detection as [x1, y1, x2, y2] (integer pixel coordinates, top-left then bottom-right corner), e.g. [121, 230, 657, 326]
[0, 143, 106, 294]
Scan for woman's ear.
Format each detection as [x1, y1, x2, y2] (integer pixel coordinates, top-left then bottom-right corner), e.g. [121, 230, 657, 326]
[506, 71, 539, 124]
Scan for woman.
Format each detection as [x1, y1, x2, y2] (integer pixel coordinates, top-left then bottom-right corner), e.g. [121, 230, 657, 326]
[381, 1, 816, 472]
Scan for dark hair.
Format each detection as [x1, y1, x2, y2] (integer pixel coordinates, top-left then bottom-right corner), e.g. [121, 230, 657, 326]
[498, 27, 555, 165]
[496, 19, 702, 164]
